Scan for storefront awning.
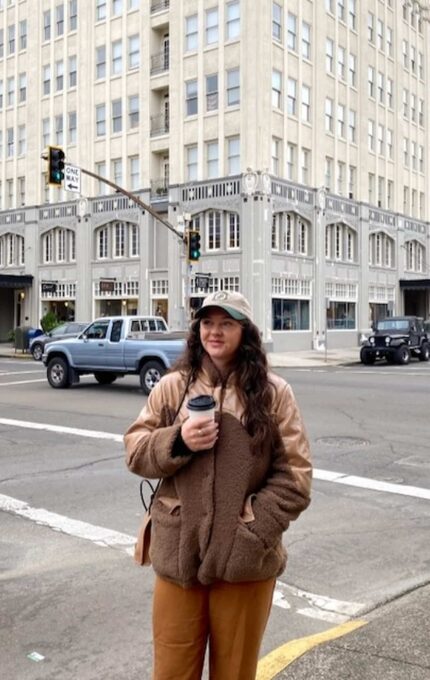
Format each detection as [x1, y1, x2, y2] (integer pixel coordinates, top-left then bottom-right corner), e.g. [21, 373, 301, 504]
[399, 279, 430, 290]
[0, 274, 33, 288]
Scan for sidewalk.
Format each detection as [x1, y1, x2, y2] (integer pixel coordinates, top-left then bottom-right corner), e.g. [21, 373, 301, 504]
[0, 342, 360, 368]
[273, 581, 430, 679]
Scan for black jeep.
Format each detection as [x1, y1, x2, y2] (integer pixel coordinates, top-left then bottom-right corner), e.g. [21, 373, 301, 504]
[360, 316, 430, 365]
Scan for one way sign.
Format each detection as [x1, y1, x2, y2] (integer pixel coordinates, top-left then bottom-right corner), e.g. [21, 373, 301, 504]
[64, 164, 81, 193]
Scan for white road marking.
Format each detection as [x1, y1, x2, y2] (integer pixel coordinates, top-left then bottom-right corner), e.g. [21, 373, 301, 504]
[0, 491, 359, 621]
[0, 417, 123, 442]
[1, 417, 429, 501]
[0, 379, 47, 386]
[314, 468, 430, 500]
[0, 370, 43, 376]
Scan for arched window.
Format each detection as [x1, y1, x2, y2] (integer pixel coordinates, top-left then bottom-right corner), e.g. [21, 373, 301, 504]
[272, 212, 311, 256]
[369, 231, 395, 268]
[405, 239, 425, 272]
[0, 233, 25, 267]
[41, 227, 76, 264]
[94, 221, 139, 260]
[326, 222, 357, 263]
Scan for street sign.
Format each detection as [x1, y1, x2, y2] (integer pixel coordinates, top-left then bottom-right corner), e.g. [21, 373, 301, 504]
[64, 164, 81, 193]
[195, 274, 211, 291]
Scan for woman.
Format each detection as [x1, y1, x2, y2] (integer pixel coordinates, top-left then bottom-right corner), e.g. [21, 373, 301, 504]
[124, 291, 312, 680]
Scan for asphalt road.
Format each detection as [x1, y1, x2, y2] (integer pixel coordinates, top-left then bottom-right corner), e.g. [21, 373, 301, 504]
[1, 358, 429, 679]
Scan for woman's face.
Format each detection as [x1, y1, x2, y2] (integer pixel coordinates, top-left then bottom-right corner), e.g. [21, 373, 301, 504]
[199, 309, 243, 369]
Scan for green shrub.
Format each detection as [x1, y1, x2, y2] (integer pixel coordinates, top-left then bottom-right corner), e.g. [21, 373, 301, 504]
[40, 311, 60, 333]
[7, 328, 15, 342]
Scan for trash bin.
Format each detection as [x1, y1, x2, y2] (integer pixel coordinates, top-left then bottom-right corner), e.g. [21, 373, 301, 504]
[14, 326, 32, 352]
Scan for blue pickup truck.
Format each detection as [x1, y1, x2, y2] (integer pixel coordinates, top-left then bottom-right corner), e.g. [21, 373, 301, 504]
[42, 316, 186, 394]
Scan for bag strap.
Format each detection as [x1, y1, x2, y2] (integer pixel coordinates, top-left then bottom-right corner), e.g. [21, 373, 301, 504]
[138, 372, 192, 512]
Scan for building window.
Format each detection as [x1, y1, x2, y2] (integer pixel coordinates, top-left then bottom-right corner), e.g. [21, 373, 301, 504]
[386, 26, 392, 56]
[348, 0, 356, 29]
[368, 12, 374, 42]
[349, 53, 356, 87]
[205, 7, 218, 45]
[128, 94, 139, 128]
[287, 13, 297, 51]
[337, 104, 345, 137]
[68, 55, 77, 87]
[43, 10, 51, 40]
[301, 84, 310, 122]
[377, 72, 384, 104]
[228, 213, 240, 249]
[6, 127, 14, 157]
[113, 221, 125, 258]
[227, 136, 240, 175]
[206, 74, 218, 111]
[206, 141, 219, 178]
[112, 98, 122, 133]
[336, 161, 344, 194]
[42, 118, 50, 147]
[302, 21, 311, 59]
[348, 109, 356, 142]
[186, 145, 198, 181]
[19, 20, 27, 50]
[325, 156, 333, 190]
[286, 143, 295, 180]
[185, 14, 198, 51]
[348, 165, 356, 198]
[55, 60, 64, 91]
[129, 156, 140, 191]
[0, 80, 3, 109]
[272, 2, 282, 41]
[287, 78, 297, 116]
[272, 298, 310, 331]
[69, 0, 78, 31]
[95, 162, 106, 194]
[113, 159, 123, 186]
[8, 24, 15, 55]
[368, 119, 375, 151]
[272, 70, 282, 109]
[337, 46, 345, 80]
[226, 1, 240, 40]
[112, 40, 122, 75]
[207, 210, 221, 249]
[18, 73, 26, 103]
[226, 68, 240, 106]
[7, 76, 14, 106]
[96, 46, 106, 79]
[326, 39, 334, 74]
[96, 104, 106, 136]
[96, 0, 107, 21]
[386, 128, 393, 159]
[325, 98, 333, 133]
[128, 34, 140, 69]
[55, 115, 63, 145]
[56, 4, 65, 37]
[272, 137, 280, 175]
[97, 227, 108, 259]
[301, 148, 310, 185]
[186, 79, 198, 116]
[68, 111, 77, 143]
[368, 66, 375, 98]
[112, 0, 123, 16]
[18, 125, 26, 155]
[377, 124, 384, 155]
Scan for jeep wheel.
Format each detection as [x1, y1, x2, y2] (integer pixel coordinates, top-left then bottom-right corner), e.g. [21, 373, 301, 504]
[31, 343, 43, 361]
[94, 372, 117, 384]
[140, 360, 166, 395]
[360, 348, 376, 365]
[419, 342, 430, 362]
[394, 345, 411, 365]
[47, 357, 71, 388]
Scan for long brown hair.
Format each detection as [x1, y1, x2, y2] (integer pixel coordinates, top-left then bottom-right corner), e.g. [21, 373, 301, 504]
[173, 318, 279, 453]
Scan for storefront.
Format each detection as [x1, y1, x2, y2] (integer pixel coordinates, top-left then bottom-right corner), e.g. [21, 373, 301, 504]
[94, 279, 139, 318]
[0, 274, 33, 341]
[40, 282, 76, 322]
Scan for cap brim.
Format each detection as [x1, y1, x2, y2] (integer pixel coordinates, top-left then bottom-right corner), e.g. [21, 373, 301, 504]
[195, 304, 247, 321]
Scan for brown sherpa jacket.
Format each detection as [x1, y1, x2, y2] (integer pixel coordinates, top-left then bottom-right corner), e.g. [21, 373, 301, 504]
[124, 361, 312, 588]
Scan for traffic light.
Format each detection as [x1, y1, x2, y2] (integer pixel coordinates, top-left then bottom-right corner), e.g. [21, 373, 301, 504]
[187, 230, 201, 261]
[48, 146, 65, 186]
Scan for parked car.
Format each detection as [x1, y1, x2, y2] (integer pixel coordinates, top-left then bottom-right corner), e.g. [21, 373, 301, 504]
[30, 322, 89, 361]
[42, 315, 185, 394]
[360, 316, 430, 365]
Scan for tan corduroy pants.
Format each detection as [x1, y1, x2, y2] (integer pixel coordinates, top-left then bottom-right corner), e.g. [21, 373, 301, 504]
[152, 576, 276, 680]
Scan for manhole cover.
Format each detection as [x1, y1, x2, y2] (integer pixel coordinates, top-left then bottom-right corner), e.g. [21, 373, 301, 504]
[316, 436, 369, 448]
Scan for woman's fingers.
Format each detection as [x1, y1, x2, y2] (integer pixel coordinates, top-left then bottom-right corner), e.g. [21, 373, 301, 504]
[181, 417, 219, 452]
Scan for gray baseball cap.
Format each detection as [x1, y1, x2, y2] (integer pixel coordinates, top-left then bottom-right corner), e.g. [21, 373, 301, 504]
[195, 291, 253, 322]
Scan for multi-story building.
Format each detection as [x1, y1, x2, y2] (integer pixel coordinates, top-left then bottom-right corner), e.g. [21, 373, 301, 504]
[0, 0, 429, 349]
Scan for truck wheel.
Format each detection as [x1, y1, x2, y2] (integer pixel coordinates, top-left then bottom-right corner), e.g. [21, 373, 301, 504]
[418, 342, 430, 362]
[394, 345, 410, 365]
[47, 357, 71, 388]
[94, 372, 117, 384]
[360, 348, 376, 365]
[31, 343, 43, 361]
[140, 360, 166, 395]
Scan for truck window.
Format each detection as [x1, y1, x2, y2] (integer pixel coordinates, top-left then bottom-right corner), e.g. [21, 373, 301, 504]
[148, 319, 157, 331]
[131, 320, 140, 332]
[85, 321, 109, 339]
[156, 319, 167, 331]
[110, 320, 123, 343]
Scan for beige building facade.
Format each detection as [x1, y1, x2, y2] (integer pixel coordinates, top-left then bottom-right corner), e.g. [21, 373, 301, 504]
[0, 0, 429, 349]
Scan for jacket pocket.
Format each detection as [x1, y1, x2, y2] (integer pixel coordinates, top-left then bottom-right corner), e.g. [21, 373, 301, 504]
[150, 497, 182, 580]
[223, 521, 286, 583]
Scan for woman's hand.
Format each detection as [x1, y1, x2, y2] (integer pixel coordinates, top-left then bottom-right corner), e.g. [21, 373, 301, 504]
[181, 417, 219, 452]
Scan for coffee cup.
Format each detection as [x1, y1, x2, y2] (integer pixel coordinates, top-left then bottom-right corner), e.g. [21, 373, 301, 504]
[186, 395, 216, 421]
